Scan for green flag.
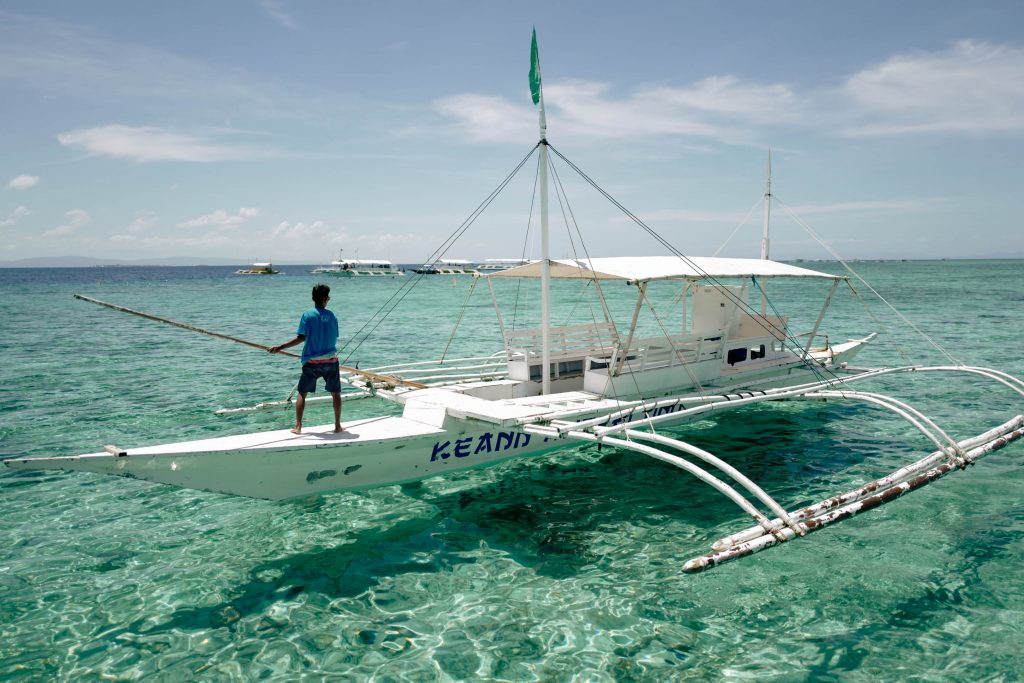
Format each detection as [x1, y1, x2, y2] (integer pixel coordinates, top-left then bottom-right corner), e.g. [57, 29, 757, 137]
[529, 28, 542, 105]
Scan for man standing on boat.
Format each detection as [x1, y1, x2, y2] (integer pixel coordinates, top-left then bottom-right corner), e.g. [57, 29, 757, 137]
[269, 283, 343, 434]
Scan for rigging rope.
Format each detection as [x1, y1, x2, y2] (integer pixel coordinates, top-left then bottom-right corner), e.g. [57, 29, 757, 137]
[712, 196, 764, 257]
[511, 154, 542, 333]
[546, 143, 838, 379]
[440, 276, 480, 362]
[844, 280, 912, 365]
[340, 143, 540, 365]
[774, 197, 963, 366]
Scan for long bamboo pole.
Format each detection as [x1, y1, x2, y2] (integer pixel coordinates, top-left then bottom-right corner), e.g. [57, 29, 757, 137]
[73, 294, 427, 389]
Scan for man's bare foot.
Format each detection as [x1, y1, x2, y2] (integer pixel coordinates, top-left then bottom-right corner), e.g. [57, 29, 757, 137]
[334, 426, 344, 433]
[290, 426, 302, 434]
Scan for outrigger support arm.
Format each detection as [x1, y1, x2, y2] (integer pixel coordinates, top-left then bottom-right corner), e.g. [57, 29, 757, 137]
[684, 415, 1024, 572]
[567, 430, 797, 539]
[485, 277, 510, 360]
[801, 279, 840, 361]
[613, 282, 647, 377]
[523, 363, 1024, 573]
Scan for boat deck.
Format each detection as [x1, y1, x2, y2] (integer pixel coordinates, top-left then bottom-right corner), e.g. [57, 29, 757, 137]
[399, 387, 631, 428]
[69, 416, 445, 458]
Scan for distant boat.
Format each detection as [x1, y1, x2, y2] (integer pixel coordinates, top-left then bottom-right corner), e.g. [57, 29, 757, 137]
[476, 258, 529, 272]
[413, 258, 480, 275]
[235, 261, 280, 275]
[313, 257, 402, 277]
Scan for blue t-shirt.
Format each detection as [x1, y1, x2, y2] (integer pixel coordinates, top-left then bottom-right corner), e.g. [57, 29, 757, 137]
[297, 307, 339, 364]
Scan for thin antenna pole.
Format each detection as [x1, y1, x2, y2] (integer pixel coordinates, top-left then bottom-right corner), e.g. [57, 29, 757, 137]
[540, 141, 551, 394]
[760, 150, 772, 315]
[532, 29, 552, 395]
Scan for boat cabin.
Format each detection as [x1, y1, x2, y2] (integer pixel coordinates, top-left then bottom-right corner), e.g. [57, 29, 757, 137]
[483, 256, 841, 400]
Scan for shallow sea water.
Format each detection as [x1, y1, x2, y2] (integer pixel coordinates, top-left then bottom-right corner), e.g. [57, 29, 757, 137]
[1, 261, 1022, 681]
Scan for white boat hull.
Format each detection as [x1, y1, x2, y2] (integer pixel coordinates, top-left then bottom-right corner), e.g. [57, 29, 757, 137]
[5, 414, 588, 500]
[4, 338, 871, 500]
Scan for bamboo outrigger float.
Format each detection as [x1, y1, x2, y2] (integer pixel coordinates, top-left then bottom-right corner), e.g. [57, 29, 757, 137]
[7, 34, 1022, 573]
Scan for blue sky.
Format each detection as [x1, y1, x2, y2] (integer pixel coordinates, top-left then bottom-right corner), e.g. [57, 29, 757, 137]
[2, 1, 1023, 263]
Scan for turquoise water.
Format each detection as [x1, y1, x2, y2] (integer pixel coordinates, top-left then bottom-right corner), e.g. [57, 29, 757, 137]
[1, 261, 1022, 681]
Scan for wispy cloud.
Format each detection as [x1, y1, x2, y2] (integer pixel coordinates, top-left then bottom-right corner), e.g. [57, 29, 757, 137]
[638, 198, 949, 228]
[44, 209, 90, 237]
[840, 40, 1024, 136]
[434, 75, 799, 145]
[258, 0, 296, 29]
[781, 198, 952, 215]
[637, 208, 751, 225]
[272, 220, 330, 240]
[0, 205, 31, 227]
[0, 11, 275, 111]
[126, 211, 158, 233]
[7, 175, 40, 190]
[432, 95, 535, 144]
[178, 207, 260, 229]
[58, 125, 275, 163]
[435, 39, 1024, 145]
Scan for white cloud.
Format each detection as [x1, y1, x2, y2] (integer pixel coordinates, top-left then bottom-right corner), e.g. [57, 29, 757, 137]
[841, 40, 1024, 136]
[107, 233, 236, 249]
[434, 75, 799, 144]
[432, 95, 535, 144]
[637, 208, 750, 225]
[781, 198, 951, 216]
[259, 0, 296, 29]
[435, 40, 1024, 144]
[178, 207, 261, 229]
[58, 125, 272, 163]
[0, 11, 277, 113]
[44, 208, 90, 237]
[7, 175, 40, 190]
[0, 205, 31, 226]
[272, 220, 331, 240]
[126, 211, 158, 233]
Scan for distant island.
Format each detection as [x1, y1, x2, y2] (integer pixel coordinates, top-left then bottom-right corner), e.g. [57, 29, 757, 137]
[0, 256, 261, 268]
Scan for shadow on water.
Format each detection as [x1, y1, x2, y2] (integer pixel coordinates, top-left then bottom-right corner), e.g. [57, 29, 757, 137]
[106, 402, 895, 641]
[800, 505, 1024, 682]
[114, 514, 457, 636]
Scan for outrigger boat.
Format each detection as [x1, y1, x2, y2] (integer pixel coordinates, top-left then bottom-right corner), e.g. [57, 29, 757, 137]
[7, 35, 1022, 573]
[412, 258, 481, 275]
[476, 258, 529, 272]
[312, 251, 403, 277]
[235, 261, 280, 275]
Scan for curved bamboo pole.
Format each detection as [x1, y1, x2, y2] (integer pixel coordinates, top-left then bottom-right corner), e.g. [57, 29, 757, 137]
[73, 294, 426, 389]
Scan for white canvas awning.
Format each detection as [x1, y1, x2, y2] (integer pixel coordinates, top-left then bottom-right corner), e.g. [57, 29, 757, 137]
[487, 256, 842, 283]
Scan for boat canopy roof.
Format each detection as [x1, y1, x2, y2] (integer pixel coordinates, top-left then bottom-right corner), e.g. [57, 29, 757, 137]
[488, 256, 842, 283]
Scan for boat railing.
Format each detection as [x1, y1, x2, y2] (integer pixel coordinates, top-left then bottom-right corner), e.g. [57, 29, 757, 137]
[787, 330, 830, 352]
[589, 330, 724, 374]
[505, 322, 618, 362]
[357, 354, 509, 386]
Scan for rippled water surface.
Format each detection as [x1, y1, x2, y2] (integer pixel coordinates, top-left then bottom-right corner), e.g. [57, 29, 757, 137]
[1, 261, 1022, 681]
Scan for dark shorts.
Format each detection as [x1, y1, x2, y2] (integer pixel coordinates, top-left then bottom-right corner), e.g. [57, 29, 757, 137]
[298, 361, 342, 394]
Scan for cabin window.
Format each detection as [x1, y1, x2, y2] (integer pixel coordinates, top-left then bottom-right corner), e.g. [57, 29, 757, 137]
[727, 347, 747, 365]
[558, 359, 584, 377]
[529, 359, 585, 381]
[749, 344, 766, 360]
